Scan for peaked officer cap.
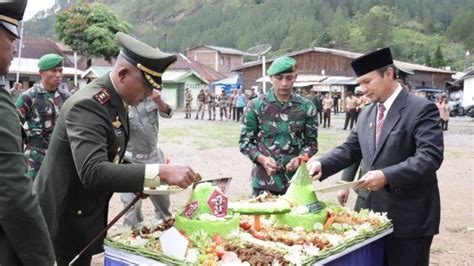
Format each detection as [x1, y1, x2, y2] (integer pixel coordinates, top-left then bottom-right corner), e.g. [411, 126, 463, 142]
[0, 0, 28, 38]
[351, 47, 394, 77]
[116, 32, 177, 90]
[38, 54, 63, 71]
[267, 56, 296, 76]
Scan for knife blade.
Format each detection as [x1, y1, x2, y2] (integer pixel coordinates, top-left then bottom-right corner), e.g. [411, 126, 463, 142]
[313, 179, 364, 193]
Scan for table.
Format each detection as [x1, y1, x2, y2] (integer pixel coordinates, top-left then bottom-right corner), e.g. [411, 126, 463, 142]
[104, 228, 393, 266]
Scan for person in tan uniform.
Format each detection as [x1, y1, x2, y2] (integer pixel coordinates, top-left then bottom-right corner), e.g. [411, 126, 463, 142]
[322, 93, 333, 128]
[343, 91, 358, 130]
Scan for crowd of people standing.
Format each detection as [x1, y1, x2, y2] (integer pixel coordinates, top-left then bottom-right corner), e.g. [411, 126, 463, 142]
[185, 87, 249, 122]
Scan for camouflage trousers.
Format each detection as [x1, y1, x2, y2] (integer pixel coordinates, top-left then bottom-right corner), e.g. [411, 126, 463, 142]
[219, 106, 228, 120]
[208, 103, 216, 120]
[195, 102, 205, 119]
[185, 103, 192, 118]
[25, 146, 46, 180]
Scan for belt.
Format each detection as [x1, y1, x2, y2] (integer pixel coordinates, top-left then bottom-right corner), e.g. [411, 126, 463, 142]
[125, 150, 158, 160]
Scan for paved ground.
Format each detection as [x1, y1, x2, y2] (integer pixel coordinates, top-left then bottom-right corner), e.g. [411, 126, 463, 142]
[92, 112, 474, 265]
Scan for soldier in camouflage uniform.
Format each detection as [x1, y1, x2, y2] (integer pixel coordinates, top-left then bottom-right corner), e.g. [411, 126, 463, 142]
[239, 57, 318, 196]
[195, 89, 206, 119]
[206, 89, 216, 120]
[16, 53, 70, 179]
[226, 92, 233, 119]
[184, 87, 193, 119]
[217, 90, 228, 121]
[230, 89, 238, 120]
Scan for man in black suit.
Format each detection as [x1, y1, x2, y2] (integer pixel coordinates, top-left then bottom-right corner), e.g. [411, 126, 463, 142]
[0, 1, 56, 265]
[309, 47, 443, 266]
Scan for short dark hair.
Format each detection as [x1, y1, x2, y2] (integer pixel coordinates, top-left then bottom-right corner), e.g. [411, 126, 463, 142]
[376, 64, 397, 79]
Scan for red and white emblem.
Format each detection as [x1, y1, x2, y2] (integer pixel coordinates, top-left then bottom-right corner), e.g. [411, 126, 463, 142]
[207, 190, 228, 217]
[183, 200, 199, 219]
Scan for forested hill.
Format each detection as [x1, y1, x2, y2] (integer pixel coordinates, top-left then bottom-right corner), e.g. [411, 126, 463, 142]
[24, 0, 474, 70]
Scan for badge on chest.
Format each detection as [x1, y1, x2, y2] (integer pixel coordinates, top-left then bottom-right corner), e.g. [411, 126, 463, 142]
[112, 116, 124, 136]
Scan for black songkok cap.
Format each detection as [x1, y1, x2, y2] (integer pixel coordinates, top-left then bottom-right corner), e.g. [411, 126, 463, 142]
[351, 47, 394, 77]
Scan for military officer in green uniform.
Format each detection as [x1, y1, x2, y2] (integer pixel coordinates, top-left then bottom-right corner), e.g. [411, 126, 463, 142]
[0, 0, 56, 264]
[240, 56, 318, 196]
[16, 53, 70, 179]
[33, 32, 199, 265]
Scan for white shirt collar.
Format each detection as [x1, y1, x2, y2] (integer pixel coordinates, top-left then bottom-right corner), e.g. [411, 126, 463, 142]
[378, 83, 402, 118]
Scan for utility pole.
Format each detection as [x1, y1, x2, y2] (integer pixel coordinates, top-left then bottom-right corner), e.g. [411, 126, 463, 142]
[163, 33, 167, 52]
[15, 20, 24, 83]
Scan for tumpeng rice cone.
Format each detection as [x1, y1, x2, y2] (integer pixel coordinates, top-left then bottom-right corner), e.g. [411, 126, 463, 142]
[273, 163, 328, 230]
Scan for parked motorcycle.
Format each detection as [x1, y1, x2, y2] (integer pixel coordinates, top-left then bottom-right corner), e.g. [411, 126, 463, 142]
[465, 106, 474, 118]
[449, 101, 465, 117]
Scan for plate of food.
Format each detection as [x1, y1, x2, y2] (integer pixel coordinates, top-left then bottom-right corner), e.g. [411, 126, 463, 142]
[143, 185, 183, 195]
[229, 192, 292, 214]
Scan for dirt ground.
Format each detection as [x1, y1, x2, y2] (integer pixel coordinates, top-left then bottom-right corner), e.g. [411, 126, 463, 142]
[92, 112, 474, 265]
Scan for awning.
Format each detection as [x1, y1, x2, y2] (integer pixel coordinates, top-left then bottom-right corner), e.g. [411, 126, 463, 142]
[321, 76, 357, 85]
[294, 82, 316, 87]
[256, 74, 327, 84]
[10, 57, 83, 76]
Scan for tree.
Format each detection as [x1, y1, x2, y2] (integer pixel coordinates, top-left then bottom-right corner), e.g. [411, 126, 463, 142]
[447, 9, 474, 50]
[356, 5, 396, 51]
[432, 45, 446, 68]
[424, 51, 432, 67]
[55, 3, 132, 64]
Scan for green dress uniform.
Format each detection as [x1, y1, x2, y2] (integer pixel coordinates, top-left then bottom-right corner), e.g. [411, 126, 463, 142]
[33, 74, 145, 261]
[0, 0, 55, 264]
[16, 82, 70, 179]
[239, 89, 318, 194]
[33, 32, 177, 264]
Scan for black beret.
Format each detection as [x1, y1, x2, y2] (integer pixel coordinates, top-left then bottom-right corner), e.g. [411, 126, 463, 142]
[116, 32, 177, 90]
[351, 47, 393, 77]
[0, 0, 28, 38]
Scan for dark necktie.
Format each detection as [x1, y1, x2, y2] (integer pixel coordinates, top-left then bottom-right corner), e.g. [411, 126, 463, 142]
[375, 103, 386, 146]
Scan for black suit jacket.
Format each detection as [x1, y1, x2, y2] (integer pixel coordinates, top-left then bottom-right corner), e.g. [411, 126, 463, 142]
[320, 88, 443, 238]
[34, 74, 145, 259]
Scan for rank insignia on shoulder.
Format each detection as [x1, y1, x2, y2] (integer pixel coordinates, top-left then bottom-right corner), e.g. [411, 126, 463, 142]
[93, 89, 111, 105]
[112, 116, 121, 128]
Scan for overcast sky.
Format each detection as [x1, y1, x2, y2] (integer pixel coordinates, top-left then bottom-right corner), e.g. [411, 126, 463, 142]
[24, 0, 55, 21]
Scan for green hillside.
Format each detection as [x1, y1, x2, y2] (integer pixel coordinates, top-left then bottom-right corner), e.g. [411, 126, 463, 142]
[24, 0, 474, 70]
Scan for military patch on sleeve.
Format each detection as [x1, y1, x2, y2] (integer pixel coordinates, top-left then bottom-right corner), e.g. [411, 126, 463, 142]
[93, 89, 111, 105]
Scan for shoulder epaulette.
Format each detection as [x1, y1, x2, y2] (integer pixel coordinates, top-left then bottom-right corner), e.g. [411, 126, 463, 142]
[93, 88, 111, 105]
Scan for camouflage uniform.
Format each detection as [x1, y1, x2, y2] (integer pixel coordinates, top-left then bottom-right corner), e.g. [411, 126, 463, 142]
[120, 97, 172, 228]
[184, 89, 193, 119]
[239, 89, 318, 194]
[217, 93, 228, 120]
[16, 84, 70, 179]
[207, 91, 216, 120]
[226, 94, 233, 119]
[195, 90, 206, 119]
